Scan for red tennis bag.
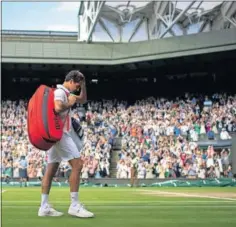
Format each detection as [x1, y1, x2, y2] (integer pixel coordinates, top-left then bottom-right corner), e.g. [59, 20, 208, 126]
[27, 85, 67, 151]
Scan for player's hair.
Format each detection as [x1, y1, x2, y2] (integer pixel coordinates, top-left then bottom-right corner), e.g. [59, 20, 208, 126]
[65, 70, 84, 83]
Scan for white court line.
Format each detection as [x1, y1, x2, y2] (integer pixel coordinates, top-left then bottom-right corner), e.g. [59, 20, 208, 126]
[2, 205, 236, 209]
[141, 190, 236, 201]
[2, 200, 235, 204]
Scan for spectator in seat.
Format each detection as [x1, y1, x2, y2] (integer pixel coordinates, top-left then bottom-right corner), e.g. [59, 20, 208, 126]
[158, 163, 165, 179]
[227, 165, 233, 178]
[3, 159, 13, 183]
[119, 160, 128, 179]
[81, 163, 89, 179]
[220, 128, 231, 140]
[37, 164, 43, 180]
[207, 166, 216, 178]
[194, 121, 201, 136]
[207, 130, 215, 140]
[200, 120, 206, 136]
[214, 162, 221, 178]
[94, 166, 102, 179]
[212, 122, 218, 134]
[146, 163, 155, 179]
[64, 164, 72, 182]
[130, 153, 139, 186]
[187, 163, 197, 179]
[221, 149, 231, 176]
[19, 155, 28, 187]
[198, 166, 206, 179]
[137, 162, 146, 179]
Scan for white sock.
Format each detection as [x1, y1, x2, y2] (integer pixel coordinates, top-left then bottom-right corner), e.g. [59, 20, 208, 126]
[41, 194, 49, 208]
[71, 192, 79, 206]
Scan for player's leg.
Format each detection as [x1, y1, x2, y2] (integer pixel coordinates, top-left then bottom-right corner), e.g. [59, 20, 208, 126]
[67, 157, 94, 218]
[41, 162, 59, 203]
[57, 133, 94, 218]
[68, 158, 83, 205]
[38, 146, 63, 217]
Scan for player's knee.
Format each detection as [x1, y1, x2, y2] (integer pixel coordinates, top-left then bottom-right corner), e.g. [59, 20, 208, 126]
[69, 158, 83, 172]
[76, 162, 83, 172]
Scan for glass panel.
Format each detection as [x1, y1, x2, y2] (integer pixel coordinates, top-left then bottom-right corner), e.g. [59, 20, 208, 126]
[172, 24, 183, 36]
[187, 21, 204, 34]
[159, 23, 173, 38]
[92, 23, 113, 42]
[106, 1, 150, 8]
[100, 18, 120, 42]
[131, 20, 148, 42]
[122, 18, 141, 42]
[176, 1, 192, 11]
[200, 2, 223, 10]
[175, 1, 222, 13]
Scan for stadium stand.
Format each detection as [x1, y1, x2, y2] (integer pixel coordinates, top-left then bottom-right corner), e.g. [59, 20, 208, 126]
[1, 99, 115, 180]
[1, 93, 235, 181]
[116, 94, 235, 179]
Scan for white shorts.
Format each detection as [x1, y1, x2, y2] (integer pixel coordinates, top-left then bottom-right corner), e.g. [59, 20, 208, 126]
[47, 127, 83, 163]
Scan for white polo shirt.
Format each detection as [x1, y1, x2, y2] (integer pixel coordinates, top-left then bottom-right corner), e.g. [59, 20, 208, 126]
[54, 85, 72, 132]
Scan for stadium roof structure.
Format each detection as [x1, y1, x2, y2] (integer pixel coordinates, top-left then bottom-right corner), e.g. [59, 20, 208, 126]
[78, 1, 236, 43]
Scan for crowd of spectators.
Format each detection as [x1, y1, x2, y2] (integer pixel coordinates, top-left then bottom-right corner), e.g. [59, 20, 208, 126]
[1, 93, 235, 180]
[1, 100, 115, 180]
[118, 137, 233, 179]
[116, 93, 235, 179]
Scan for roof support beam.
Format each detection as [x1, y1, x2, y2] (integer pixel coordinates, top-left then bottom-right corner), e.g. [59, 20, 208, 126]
[153, 1, 169, 37]
[146, 18, 150, 40]
[159, 1, 196, 38]
[128, 17, 145, 42]
[225, 16, 236, 28]
[86, 1, 105, 43]
[77, 1, 84, 41]
[156, 13, 176, 36]
[98, 18, 115, 42]
[78, 1, 84, 15]
[198, 20, 208, 32]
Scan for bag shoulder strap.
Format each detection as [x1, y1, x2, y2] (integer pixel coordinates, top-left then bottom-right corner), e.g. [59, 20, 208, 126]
[54, 87, 71, 127]
[53, 86, 70, 96]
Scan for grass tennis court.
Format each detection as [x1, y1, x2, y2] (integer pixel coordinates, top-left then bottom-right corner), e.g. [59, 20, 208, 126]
[2, 187, 236, 227]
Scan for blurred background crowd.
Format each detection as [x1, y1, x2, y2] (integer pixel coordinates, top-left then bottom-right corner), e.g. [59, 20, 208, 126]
[1, 93, 235, 180]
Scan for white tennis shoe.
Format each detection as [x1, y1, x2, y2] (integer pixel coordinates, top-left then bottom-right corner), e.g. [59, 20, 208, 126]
[68, 203, 94, 218]
[38, 204, 64, 217]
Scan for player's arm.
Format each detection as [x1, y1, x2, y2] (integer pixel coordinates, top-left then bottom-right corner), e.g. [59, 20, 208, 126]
[54, 100, 73, 113]
[54, 89, 77, 113]
[74, 81, 87, 104]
